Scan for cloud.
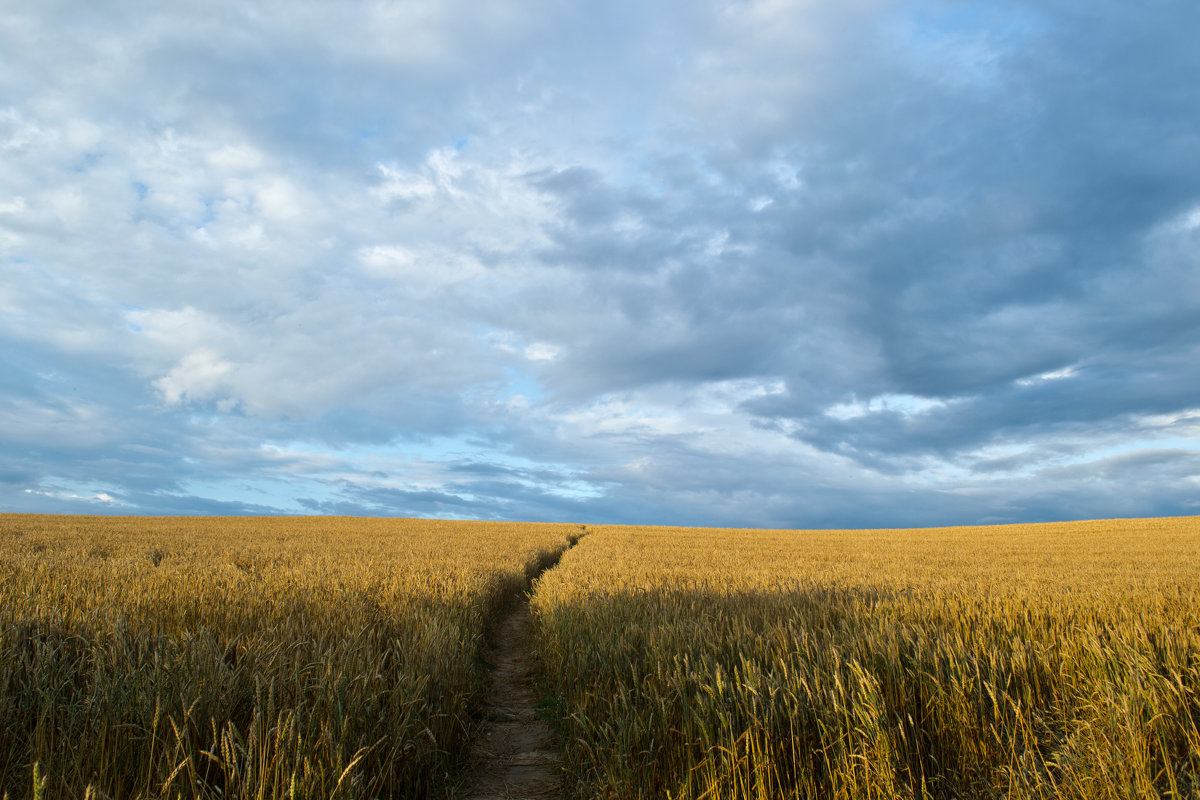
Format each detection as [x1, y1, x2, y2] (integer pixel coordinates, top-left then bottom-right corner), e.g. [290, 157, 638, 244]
[1, 0, 1197, 526]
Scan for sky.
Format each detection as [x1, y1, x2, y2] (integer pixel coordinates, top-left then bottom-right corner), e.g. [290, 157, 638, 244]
[2, 0, 1199, 528]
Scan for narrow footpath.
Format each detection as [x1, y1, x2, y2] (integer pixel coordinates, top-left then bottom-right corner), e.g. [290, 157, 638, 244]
[458, 531, 584, 800]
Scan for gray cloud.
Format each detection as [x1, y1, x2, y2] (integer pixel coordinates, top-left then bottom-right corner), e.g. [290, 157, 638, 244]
[1, 0, 1197, 526]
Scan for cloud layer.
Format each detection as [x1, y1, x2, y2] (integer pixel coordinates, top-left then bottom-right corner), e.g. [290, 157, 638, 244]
[2, 0, 1198, 526]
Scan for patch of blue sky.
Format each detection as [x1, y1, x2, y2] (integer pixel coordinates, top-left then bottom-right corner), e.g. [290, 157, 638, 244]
[354, 120, 384, 141]
[825, 392, 949, 421]
[122, 305, 144, 333]
[468, 325, 553, 403]
[545, 478, 604, 501]
[275, 434, 486, 465]
[72, 152, 102, 173]
[23, 479, 127, 508]
[903, 1, 1044, 41]
[178, 476, 321, 514]
[890, 0, 1045, 89]
[500, 367, 546, 403]
[1089, 438, 1200, 461]
[272, 435, 599, 501]
[466, 452, 602, 501]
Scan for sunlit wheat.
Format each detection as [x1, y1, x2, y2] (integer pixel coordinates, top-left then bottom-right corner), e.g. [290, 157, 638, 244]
[531, 517, 1200, 799]
[0, 514, 577, 800]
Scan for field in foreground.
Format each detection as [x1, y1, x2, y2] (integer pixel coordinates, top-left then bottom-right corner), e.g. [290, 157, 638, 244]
[0, 515, 578, 800]
[533, 518, 1200, 799]
[4, 515, 1199, 800]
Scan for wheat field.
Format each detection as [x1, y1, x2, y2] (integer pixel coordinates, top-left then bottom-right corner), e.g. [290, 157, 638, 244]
[0, 514, 578, 800]
[5, 514, 1198, 799]
[531, 517, 1200, 799]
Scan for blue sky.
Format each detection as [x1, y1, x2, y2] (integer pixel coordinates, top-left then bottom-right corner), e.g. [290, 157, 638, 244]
[2, 0, 1198, 527]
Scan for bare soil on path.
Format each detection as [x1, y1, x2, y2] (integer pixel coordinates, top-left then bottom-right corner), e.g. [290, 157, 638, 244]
[457, 597, 564, 800]
[457, 534, 584, 800]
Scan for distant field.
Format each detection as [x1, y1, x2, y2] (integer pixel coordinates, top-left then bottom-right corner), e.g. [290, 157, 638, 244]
[0, 515, 577, 800]
[532, 518, 1200, 799]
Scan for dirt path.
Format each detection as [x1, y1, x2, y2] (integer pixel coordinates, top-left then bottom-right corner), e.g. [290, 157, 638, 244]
[458, 536, 582, 799]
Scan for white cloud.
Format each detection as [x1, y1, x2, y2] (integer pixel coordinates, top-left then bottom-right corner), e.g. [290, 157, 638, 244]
[2, 0, 1198, 526]
[25, 488, 122, 505]
[825, 393, 950, 421]
[125, 307, 226, 352]
[1182, 206, 1200, 232]
[154, 349, 235, 407]
[356, 244, 485, 286]
[523, 342, 560, 362]
[374, 163, 439, 203]
[1015, 365, 1079, 387]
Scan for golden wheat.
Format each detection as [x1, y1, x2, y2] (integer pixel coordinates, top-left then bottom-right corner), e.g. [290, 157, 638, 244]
[0, 514, 578, 800]
[531, 517, 1200, 799]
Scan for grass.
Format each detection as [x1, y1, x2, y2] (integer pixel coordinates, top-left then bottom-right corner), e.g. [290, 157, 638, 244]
[530, 517, 1200, 799]
[0, 514, 578, 800]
